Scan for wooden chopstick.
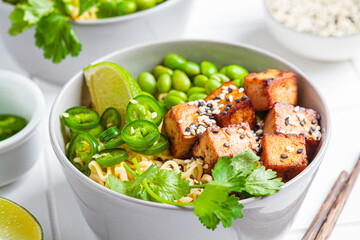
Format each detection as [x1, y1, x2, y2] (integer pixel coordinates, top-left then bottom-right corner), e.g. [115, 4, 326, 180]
[302, 170, 349, 240]
[314, 156, 360, 240]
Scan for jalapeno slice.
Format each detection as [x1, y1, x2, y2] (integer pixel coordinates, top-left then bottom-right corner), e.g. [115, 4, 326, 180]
[125, 95, 164, 126]
[100, 107, 121, 129]
[93, 149, 129, 168]
[70, 124, 104, 138]
[121, 120, 160, 151]
[0, 114, 27, 131]
[132, 134, 169, 156]
[99, 127, 120, 142]
[66, 132, 99, 173]
[103, 134, 126, 149]
[63, 107, 100, 130]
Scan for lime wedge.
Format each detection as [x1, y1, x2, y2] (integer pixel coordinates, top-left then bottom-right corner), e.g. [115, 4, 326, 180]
[0, 197, 43, 240]
[84, 62, 142, 129]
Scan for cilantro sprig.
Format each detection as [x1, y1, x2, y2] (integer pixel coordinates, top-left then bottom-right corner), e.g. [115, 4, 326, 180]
[106, 149, 284, 230]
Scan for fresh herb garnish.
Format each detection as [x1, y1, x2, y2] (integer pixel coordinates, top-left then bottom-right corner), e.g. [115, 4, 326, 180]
[106, 149, 284, 230]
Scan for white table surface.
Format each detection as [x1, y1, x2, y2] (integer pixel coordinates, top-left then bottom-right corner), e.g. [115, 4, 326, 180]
[1, 0, 360, 239]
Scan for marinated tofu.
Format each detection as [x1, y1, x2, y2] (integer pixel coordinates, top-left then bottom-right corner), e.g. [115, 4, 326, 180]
[204, 81, 256, 129]
[244, 69, 298, 111]
[263, 102, 321, 161]
[162, 102, 216, 158]
[260, 133, 307, 182]
[193, 123, 257, 173]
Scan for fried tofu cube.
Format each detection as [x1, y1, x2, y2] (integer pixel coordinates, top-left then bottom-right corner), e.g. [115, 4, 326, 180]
[244, 69, 298, 111]
[260, 133, 307, 182]
[263, 102, 322, 161]
[193, 123, 257, 173]
[162, 102, 215, 158]
[204, 81, 256, 129]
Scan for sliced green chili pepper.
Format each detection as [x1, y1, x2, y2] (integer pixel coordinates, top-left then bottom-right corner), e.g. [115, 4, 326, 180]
[125, 95, 164, 126]
[100, 107, 121, 130]
[0, 114, 27, 131]
[66, 132, 99, 173]
[121, 120, 160, 151]
[104, 134, 125, 149]
[133, 134, 169, 156]
[70, 124, 104, 138]
[63, 107, 100, 130]
[99, 127, 120, 143]
[93, 149, 129, 168]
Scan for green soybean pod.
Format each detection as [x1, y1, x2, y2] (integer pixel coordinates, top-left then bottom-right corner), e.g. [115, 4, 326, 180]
[188, 93, 208, 101]
[205, 79, 221, 94]
[153, 65, 173, 79]
[210, 73, 230, 83]
[163, 54, 186, 70]
[167, 90, 187, 101]
[187, 87, 206, 97]
[157, 73, 172, 93]
[232, 79, 244, 88]
[179, 61, 201, 77]
[193, 74, 209, 87]
[201, 61, 218, 77]
[224, 64, 249, 80]
[136, 0, 156, 10]
[137, 72, 157, 95]
[165, 95, 185, 109]
[172, 69, 191, 92]
[124, 1, 137, 13]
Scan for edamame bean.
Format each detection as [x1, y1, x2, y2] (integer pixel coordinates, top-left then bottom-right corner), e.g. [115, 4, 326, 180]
[188, 93, 208, 101]
[187, 87, 206, 98]
[165, 95, 185, 109]
[179, 61, 200, 77]
[193, 74, 208, 87]
[232, 79, 244, 88]
[157, 73, 172, 93]
[205, 79, 221, 94]
[153, 65, 173, 79]
[136, 0, 156, 10]
[137, 72, 157, 95]
[167, 90, 187, 101]
[158, 101, 168, 114]
[223, 64, 249, 80]
[210, 73, 230, 83]
[172, 69, 191, 92]
[201, 61, 218, 77]
[163, 54, 186, 70]
[157, 93, 168, 102]
[125, 1, 137, 13]
[219, 66, 228, 75]
[141, 91, 156, 99]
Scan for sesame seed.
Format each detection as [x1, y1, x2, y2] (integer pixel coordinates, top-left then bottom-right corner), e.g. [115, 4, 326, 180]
[190, 129, 196, 135]
[225, 97, 230, 101]
[203, 164, 209, 169]
[239, 88, 244, 93]
[242, 96, 248, 100]
[285, 116, 290, 126]
[281, 154, 288, 158]
[229, 95, 233, 102]
[196, 111, 201, 114]
[309, 128, 314, 134]
[222, 111, 227, 115]
[130, 99, 138, 104]
[228, 87, 233, 93]
[186, 127, 190, 132]
[256, 129, 263, 134]
[198, 101, 205, 107]
[178, 119, 183, 124]
[218, 104, 224, 108]
[286, 145, 291, 151]
[207, 103, 212, 108]
[229, 85, 237, 90]
[212, 130, 219, 134]
[224, 142, 230, 147]
[220, 94, 225, 100]
[184, 132, 191, 136]
[297, 148, 303, 154]
[316, 126, 321, 131]
[294, 106, 300, 112]
[226, 103, 232, 107]
[240, 134, 246, 139]
[300, 120, 305, 126]
[190, 122, 196, 126]
[316, 113, 321, 120]
[199, 156, 204, 160]
[279, 129, 286, 134]
[235, 99, 241, 103]
[224, 107, 230, 111]
[311, 119, 317, 124]
[238, 128, 244, 133]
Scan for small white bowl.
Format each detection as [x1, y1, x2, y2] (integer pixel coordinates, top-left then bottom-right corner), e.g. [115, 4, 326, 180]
[50, 39, 331, 240]
[0, 0, 193, 85]
[0, 70, 44, 187]
[264, 0, 360, 61]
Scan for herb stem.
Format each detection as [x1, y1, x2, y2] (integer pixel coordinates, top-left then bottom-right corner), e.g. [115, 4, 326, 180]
[141, 180, 193, 207]
[132, 158, 142, 175]
[189, 184, 208, 188]
[123, 163, 137, 178]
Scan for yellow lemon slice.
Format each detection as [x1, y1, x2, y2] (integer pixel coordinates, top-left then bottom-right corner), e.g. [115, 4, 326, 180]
[83, 62, 142, 128]
[0, 197, 43, 240]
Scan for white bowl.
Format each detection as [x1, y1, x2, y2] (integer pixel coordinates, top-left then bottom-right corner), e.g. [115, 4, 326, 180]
[264, 0, 360, 61]
[0, 0, 193, 85]
[49, 40, 331, 240]
[0, 70, 44, 187]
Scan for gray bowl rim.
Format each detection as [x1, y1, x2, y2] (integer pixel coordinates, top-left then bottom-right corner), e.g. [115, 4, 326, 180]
[49, 39, 332, 211]
[263, 0, 360, 39]
[0, 0, 183, 25]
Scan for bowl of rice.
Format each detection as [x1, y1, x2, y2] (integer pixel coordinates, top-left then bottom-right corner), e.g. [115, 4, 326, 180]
[49, 39, 330, 240]
[264, 0, 360, 61]
[0, 0, 193, 85]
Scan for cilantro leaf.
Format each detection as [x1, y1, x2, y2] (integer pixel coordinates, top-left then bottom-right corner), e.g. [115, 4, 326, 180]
[8, 0, 53, 36]
[34, 13, 82, 63]
[244, 166, 284, 196]
[96, 1, 127, 19]
[231, 149, 260, 177]
[78, 0, 100, 17]
[106, 164, 157, 200]
[193, 183, 243, 230]
[53, 0, 73, 18]
[3, 0, 26, 5]
[149, 169, 190, 201]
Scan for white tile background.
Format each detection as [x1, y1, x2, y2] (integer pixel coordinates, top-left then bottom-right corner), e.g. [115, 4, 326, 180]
[0, 0, 360, 239]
